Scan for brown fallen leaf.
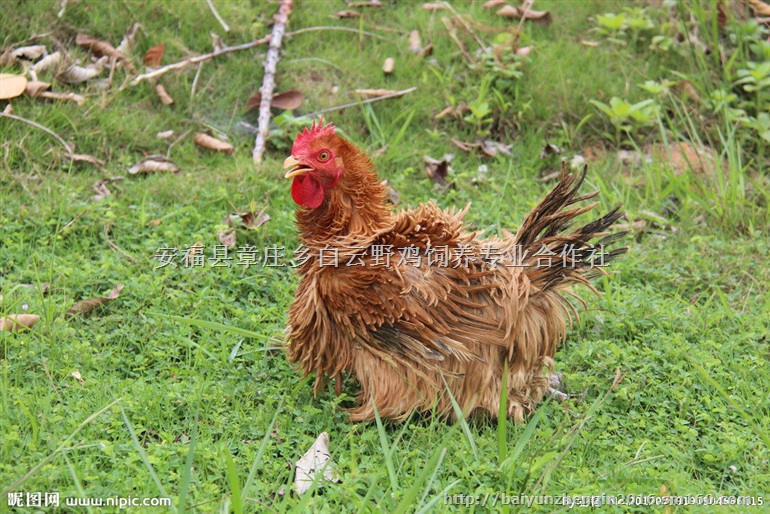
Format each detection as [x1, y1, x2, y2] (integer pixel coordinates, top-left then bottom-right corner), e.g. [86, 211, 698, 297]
[36, 91, 86, 105]
[435, 103, 469, 119]
[422, 3, 448, 10]
[417, 43, 434, 58]
[76, 33, 137, 73]
[64, 152, 106, 169]
[580, 40, 601, 47]
[479, 139, 512, 157]
[154, 84, 174, 105]
[423, 154, 453, 187]
[516, 45, 534, 57]
[0, 314, 41, 332]
[24, 80, 51, 97]
[336, 10, 361, 18]
[66, 284, 123, 317]
[482, 0, 506, 8]
[497, 5, 552, 25]
[156, 130, 176, 139]
[128, 155, 180, 174]
[227, 210, 270, 229]
[71, 370, 85, 383]
[147, 218, 162, 227]
[748, 0, 770, 16]
[0, 74, 28, 100]
[348, 0, 383, 6]
[354, 88, 408, 98]
[383, 57, 395, 74]
[194, 133, 234, 155]
[272, 90, 303, 110]
[144, 43, 166, 67]
[218, 231, 237, 248]
[92, 180, 111, 201]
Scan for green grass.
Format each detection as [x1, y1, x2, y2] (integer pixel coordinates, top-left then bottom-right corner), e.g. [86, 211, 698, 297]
[2, 0, 769, 512]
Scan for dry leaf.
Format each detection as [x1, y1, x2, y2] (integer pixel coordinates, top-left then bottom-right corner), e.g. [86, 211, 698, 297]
[36, 91, 86, 105]
[0, 74, 28, 100]
[32, 51, 62, 74]
[147, 218, 162, 227]
[66, 284, 123, 317]
[2, 104, 11, 115]
[539, 142, 564, 159]
[217, 231, 236, 248]
[143, 43, 166, 67]
[19, 283, 51, 294]
[57, 64, 102, 84]
[408, 30, 422, 52]
[348, 0, 383, 6]
[154, 84, 174, 105]
[24, 80, 51, 97]
[116, 22, 141, 55]
[272, 90, 303, 110]
[128, 155, 180, 174]
[422, 3, 448, 10]
[210, 32, 226, 53]
[479, 139, 512, 157]
[194, 133, 234, 155]
[482, 0, 506, 8]
[336, 10, 361, 18]
[0, 314, 40, 332]
[76, 33, 136, 73]
[10, 45, 47, 62]
[435, 103, 469, 119]
[156, 130, 176, 139]
[497, 5, 552, 24]
[516, 45, 534, 57]
[71, 370, 85, 383]
[748, 0, 770, 16]
[580, 40, 600, 47]
[423, 154, 453, 187]
[227, 210, 270, 229]
[64, 152, 106, 168]
[92, 179, 112, 201]
[383, 57, 395, 74]
[295, 432, 340, 495]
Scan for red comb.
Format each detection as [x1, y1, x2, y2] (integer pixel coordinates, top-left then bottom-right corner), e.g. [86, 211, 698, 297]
[292, 117, 336, 156]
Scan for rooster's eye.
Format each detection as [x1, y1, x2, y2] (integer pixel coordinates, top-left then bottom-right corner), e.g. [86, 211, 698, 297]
[317, 151, 331, 162]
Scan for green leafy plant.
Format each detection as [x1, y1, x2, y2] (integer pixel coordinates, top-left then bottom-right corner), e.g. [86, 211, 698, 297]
[589, 97, 659, 143]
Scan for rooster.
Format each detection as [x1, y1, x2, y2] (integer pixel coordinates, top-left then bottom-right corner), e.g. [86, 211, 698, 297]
[283, 120, 625, 422]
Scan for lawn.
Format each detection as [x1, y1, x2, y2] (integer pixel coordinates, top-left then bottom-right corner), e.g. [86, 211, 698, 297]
[1, 0, 769, 512]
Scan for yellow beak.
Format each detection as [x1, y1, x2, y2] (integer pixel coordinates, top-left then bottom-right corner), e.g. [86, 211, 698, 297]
[283, 155, 311, 179]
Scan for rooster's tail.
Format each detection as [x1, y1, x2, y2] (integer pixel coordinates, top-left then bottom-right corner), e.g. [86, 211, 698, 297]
[513, 164, 627, 297]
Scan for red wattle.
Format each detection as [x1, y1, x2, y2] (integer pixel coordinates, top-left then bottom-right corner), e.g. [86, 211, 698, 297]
[292, 175, 325, 209]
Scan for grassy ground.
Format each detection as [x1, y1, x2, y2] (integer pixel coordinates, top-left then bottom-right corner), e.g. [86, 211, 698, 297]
[1, 0, 769, 512]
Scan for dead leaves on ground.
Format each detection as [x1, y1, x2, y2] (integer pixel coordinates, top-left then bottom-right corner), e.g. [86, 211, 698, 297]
[246, 89, 303, 111]
[0, 73, 27, 99]
[495, 5, 552, 25]
[295, 432, 340, 495]
[194, 133, 234, 155]
[424, 154, 453, 187]
[129, 155, 181, 174]
[143, 43, 166, 68]
[451, 138, 512, 158]
[0, 314, 41, 332]
[66, 284, 124, 317]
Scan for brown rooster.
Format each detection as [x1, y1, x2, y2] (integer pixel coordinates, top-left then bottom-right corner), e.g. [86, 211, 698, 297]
[283, 120, 625, 422]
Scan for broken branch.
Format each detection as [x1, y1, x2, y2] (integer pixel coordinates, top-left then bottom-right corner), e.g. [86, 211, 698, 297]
[129, 36, 270, 86]
[253, 0, 294, 164]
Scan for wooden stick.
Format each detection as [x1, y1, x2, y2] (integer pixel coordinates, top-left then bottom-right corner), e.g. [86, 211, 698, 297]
[129, 36, 270, 86]
[253, 0, 294, 164]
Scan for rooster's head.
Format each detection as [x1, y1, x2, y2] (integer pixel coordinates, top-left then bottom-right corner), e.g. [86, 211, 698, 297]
[283, 119, 345, 209]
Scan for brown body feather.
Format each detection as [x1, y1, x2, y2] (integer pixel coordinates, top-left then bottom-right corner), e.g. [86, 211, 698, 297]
[286, 135, 625, 422]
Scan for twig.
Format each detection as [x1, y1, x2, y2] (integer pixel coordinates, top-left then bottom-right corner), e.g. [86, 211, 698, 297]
[0, 112, 73, 153]
[514, 0, 535, 46]
[286, 26, 386, 40]
[441, 2, 486, 51]
[304, 87, 417, 118]
[129, 36, 270, 86]
[253, 0, 294, 164]
[190, 61, 203, 102]
[206, 0, 230, 32]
